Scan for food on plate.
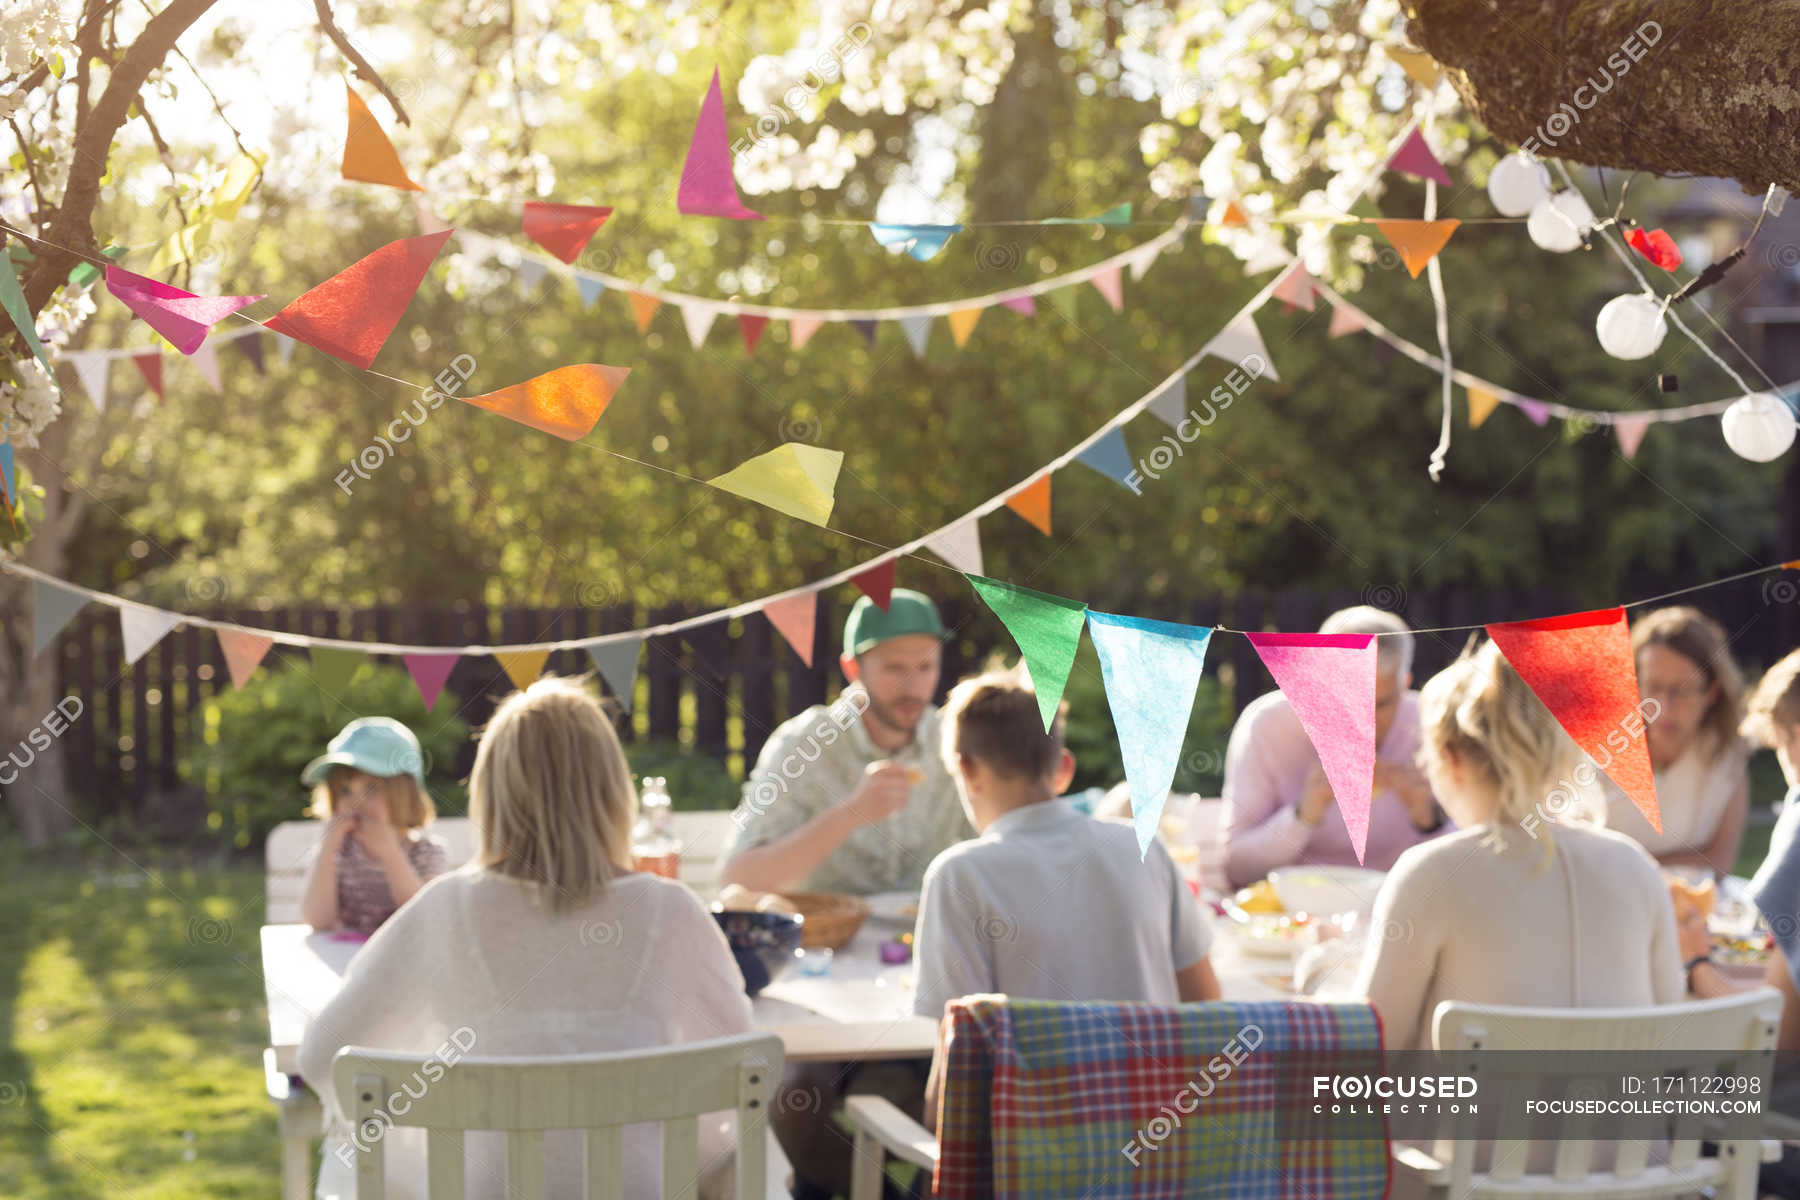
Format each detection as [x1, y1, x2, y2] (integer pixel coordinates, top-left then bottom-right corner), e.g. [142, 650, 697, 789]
[1712, 931, 1773, 967]
[715, 883, 800, 916]
[1234, 879, 1284, 915]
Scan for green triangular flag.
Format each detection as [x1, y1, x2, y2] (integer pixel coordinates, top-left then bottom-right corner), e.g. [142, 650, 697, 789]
[68, 245, 129, 291]
[308, 646, 366, 717]
[0, 253, 55, 379]
[1043, 203, 1132, 227]
[967, 574, 1088, 732]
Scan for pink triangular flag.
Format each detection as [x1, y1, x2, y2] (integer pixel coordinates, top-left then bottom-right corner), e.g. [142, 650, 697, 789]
[789, 315, 827, 349]
[104, 267, 264, 356]
[191, 339, 222, 391]
[216, 628, 274, 690]
[1090, 264, 1124, 312]
[763, 593, 817, 667]
[1247, 632, 1379, 864]
[1272, 261, 1316, 311]
[403, 653, 459, 710]
[1001, 295, 1037, 316]
[1388, 128, 1451, 187]
[1516, 397, 1550, 426]
[1328, 302, 1365, 338]
[1615, 416, 1650, 459]
[678, 68, 763, 220]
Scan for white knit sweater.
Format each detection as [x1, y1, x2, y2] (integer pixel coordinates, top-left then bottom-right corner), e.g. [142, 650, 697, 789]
[298, 865, 753, 1199]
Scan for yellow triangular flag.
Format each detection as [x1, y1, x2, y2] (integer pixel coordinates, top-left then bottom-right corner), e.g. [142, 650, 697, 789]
[948, 307, 984, 348]
[342, 82, 423, 191]
[1372, 219, 1460, 278]
[708, 443, 844, 527]
[1387, 47, 1444, 89]
[1467, 385, 1501, 428]
[627, 292, 661, 333]
[493, 649, 549, 692]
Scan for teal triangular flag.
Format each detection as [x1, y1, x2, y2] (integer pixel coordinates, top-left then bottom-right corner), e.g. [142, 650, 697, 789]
[1043, 203, 1132, 226]
[33, 578, 89, 655]
[576, 275, 608, 310]
[967, 574, 1088, 732]
[0, 441, 13, 503]
[1074, 428, 1135, 489]
[1086, 610, 1214, 857]
[898, 314, 932, 359]
[0, 254, 55, 379]
[588, 635, 646, 712]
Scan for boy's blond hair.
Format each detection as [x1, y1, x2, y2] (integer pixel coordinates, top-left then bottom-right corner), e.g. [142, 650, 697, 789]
[940, 663, 1067, 780]
[468, 675, 636, 911]
[1743, 649, 1800, 748]
[306, 768, 435, 830]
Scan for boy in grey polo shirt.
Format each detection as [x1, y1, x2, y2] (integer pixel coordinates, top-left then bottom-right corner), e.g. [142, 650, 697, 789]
[913, 666, 1221, 1029]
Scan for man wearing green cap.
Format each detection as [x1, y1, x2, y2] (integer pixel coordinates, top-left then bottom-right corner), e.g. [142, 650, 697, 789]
[721, 588, 974, 896]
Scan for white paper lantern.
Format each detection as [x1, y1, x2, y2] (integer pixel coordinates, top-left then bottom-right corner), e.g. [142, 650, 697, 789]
[1527, 190, 1595, 252]
[1488, 152, 1552, 216]
[1721, 393, 1798, 462]
[1595, 294, 1667, 360]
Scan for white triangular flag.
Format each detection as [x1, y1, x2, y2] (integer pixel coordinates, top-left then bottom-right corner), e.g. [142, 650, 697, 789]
[899, 314, 932, 359]
[1128, 242, 1165, 282]
[1243, 242, 1290, 275]
[70, 352, 109, 413]
[191, 339, 222, 392]
[275, 333, 297, 364]
[1203, 314, 1279, 382]
[120, 603, 183, 666]
[680, 301, 720, 349]
[517, 258, 549, 296]
[925, 518, 983, 575]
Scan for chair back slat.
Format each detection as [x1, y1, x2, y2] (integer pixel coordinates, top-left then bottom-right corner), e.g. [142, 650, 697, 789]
[1613, 1137, 1650, 1177]
[734, 1059, 770, 1200]
[1486, 1139, 1527, 1181]
[660, 1117, 700, 1200]
[1550, 1128, 1595, 1180]
[426, 1129, 465, 1200]
[348, 1071, 390, 1195]
[508, 1129, 545, 1199]
[584, 1124, 624, 1200]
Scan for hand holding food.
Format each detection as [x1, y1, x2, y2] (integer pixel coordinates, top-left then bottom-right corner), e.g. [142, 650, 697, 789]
[841, 761, 919, 827]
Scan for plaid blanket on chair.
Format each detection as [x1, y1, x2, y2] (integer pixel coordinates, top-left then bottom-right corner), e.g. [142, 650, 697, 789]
[934, 996, 1390, 1200]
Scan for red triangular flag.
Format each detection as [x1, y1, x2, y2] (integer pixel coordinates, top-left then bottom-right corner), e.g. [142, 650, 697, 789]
[763, 593, 817, 667]
[263, 230, 452, 370]
[1272, 261, 1316, 312]
[1626, 227, 1683, 271]
[132, 352, 164, 400]
[738, 314, 769, 355]
[1388, 128, 1451, 187]
[1485, 607, 1660, 833]
[216, 628, 274, 690]
[1004, 475, 1052, 535]
[850, 560, 895, 611]
[1327, 302, 1366, 338]
[403, 653, 459, 710]
[522, 202, 614, 264]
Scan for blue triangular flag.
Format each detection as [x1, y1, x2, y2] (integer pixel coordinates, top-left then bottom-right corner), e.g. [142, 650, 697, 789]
[1074, 428, 1135, 490]
[1085, 610, 1214, 856]
[0, 441, 13, 503]
[587, 635, 646, 712]
[899, 315, 932, 359]
[850, 319, 878, 346]
[869, 223, 962, 262]
[576, 275, 608, 310]
[33, 578, 90, 656]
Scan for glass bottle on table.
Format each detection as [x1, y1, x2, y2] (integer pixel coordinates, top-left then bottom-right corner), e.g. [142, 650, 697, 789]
[631, 776, 683, 879]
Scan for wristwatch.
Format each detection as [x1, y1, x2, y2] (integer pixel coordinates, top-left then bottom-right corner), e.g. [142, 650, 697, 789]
[1685, 954, 1715, 991]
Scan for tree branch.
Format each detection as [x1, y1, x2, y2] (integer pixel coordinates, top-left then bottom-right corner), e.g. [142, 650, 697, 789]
[7, 118, 49, 218]
[312, 0, 411, 126]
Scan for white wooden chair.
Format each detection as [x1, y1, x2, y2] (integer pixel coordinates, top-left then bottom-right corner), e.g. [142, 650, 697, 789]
[331, 1033, 783, 1199]
[1393, 988, 1785, 1199]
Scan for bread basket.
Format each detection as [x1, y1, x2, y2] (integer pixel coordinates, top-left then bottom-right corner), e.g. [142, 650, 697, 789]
[779, 891, 872, 951]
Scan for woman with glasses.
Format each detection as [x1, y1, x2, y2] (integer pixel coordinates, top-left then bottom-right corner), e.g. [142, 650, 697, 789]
[1603, 606, 1750, 876]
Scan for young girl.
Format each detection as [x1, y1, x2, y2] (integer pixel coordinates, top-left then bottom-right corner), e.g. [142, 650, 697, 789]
[297, 716, 449, 934]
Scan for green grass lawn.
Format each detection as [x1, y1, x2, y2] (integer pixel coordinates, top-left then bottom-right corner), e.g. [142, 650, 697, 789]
[0, 844, 276, 1199]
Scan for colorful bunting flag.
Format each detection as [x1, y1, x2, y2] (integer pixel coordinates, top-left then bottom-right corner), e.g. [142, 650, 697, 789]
[120, 604, 182, 666]
[763, 593, 818, 667]
[788, 315, 827, 349]
[458, 363, 630, 441]
[1485, 607, 1659, 832]
[522, 201, 614, 264]
[1090, 265, 1125, 313]
[925, 519, 983, 576]
[1517, 397, 1550, 426]
[341, 82, 422, 191]
[1204, 314, 1279, 381]
[1075, 428, 1136, 489]
[493, 649, 549, 692]
[1373, 219, 1460, 279]
[868, 224, 961, 262]
[1387, 128, 1451, 188]
[947, 307, 983, 347]
[33, 579, 88, 655]
[588, 636, 646, 711]
[103, 267, 264, 356]
[1086, 611, 1214, 856]
[1327, 302, 1366, 338]
[1127, 242, 1165, 282]
[575, 275, 608, 310]
[707, 443, 843, 526]
[1466, 385, 1501, 428]
[217, 628, 274, 690]
[234, 331, 266, 374]
[0, 253, 54, 377]
[1247, 632, 1380, 865]
[132, 352, 164, 400]
[1215, 200, 1249, 227]
[1048, 287, 1081, 323]
[1626, 227, 1683, 271]
[1000, 294, 1037, 317]
[678, 68, 763, 220]
[1387, 47, 1444, 88]
[263, 230, 452, 370]
[0, 442, 12, 505]
[967, 575, 1088, 733]
[627, 292, 661, 332]
[402, 652, 459, 710]
[1272, 261, 1316, 312]
[1243, 242, 1291, 275]
[190, 340, 222, 392]
[1148, 376, 1189, 428]
[850, 319, 879, 346]
[850, 560, 896, 611]
[738, 314, 768, 355]
[309, 646, 367, 715]
[899, 314, 932, 359]
[1615, 416, 1651, 459]
[1043, 203, 1132, 226]
[275, 332, 297, 365]
[680, 301, 719, 349]
[1005, 475, 1052, 535]
[70, 352, 109, 411]
[515, 259, 548, 297]
[67, 244, 129, 291]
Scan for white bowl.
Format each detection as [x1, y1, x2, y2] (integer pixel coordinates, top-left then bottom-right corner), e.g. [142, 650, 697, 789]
[1268, 866, 1385, 917]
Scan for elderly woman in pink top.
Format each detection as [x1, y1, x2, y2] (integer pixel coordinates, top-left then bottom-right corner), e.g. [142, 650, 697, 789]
[1221, 606, 1450, 888]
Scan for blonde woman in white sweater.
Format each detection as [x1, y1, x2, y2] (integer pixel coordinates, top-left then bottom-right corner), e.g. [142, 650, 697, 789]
[299, 677, 753, 1200]
[1351, 639, 1685, 1054]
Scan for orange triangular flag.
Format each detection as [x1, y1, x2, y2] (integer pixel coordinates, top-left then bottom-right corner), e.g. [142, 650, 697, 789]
[342, 83, 422, 191]
[1217, 200, 1249, 227]
[1005, 475, 1052, 535]
[458, 364, 630, 442]
[948, 307, 983, 348]
[763, 593, 817, 667]
[217, 628, 275, 690]
[1372, 219, 1460, 278]
[493, 649, 549, 692]
[1467, 385, 1501, 428]
[627, 292, 661, 332]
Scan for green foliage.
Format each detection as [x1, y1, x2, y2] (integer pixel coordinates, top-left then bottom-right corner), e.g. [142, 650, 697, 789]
[181, 656, 470, 851]
[622, 739, 740, 811]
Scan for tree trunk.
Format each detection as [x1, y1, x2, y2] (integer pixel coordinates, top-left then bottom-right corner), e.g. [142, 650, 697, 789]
[1404, 0, 1800, 195]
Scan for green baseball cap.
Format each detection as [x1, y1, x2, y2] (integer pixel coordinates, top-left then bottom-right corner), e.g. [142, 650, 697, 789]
[300, 717, 426, 788]
[843, 588, 946, 656]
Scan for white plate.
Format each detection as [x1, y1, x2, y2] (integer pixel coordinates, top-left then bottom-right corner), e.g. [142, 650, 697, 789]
[1220, 916, 1306, 961]
[1268, 866, 1385, 917]
[865, 891, 920, 925]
